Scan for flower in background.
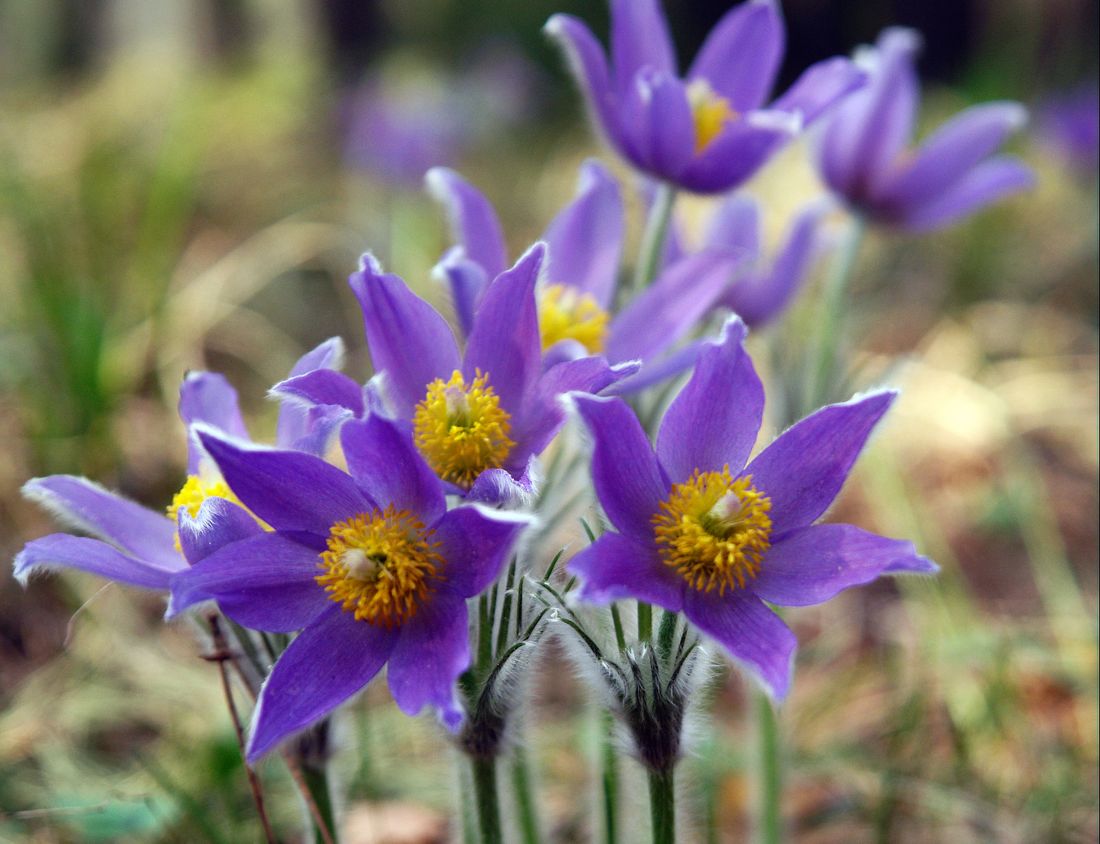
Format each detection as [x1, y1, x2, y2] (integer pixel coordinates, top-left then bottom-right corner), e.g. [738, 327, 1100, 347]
[568, 318, 937, 699]
[545, 0, 865, 194]
[1037, 84, 1099, 173]
[14, 340, 348, 590]
[428, 164, 748, 393]
[169, 415, 531, 758]
[816, 28, 1034, 232]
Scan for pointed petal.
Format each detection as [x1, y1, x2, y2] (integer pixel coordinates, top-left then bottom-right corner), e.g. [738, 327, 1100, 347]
[744, 390, 896, 535]
[15, 535, 180, 589]
[425, 168, 508, 280]
[466, 460, 539, 510]
[677, 110, 799, 194]
[630, 71, 695, 179]
[610, 0, 676, 93]
[656, 317, 763, 484]
[770, 56, 866, 125]
[350, 253, 461, 419]
[571, 394, 667, 542]
[179, 372, 250, 473]
[22, 475, 178, 569]
[601, 340, 705, 397]
[689, 0, 784, 111]
[569, 531, 684, 612]
[685, 589, 796, 700]
[894, 155, 1034, 232]
[433, 505, 531, 598]
[752, 523, 938, 607]
[177, 497, 263, 565]
[433, 247, 489, 338]
[276, 337, 346, 450]
[247, 606, 396, 761]
[271, 369, 364, 417]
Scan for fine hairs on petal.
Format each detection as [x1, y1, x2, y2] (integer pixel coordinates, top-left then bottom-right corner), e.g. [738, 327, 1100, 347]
[21, 477, 138, 549]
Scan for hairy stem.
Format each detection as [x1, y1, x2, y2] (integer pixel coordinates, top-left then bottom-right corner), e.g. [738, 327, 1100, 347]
[647, 767, 677, 844]
[471, 755, 503, 844]
[511, 744, 541, 844]
[756, 693, 782, 844]
[601, 710, 619, 844]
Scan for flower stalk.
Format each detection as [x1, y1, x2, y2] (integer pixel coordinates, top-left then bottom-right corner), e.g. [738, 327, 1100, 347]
[756, 694, 782, 844]
[632, 183, 677, 293]
[647, 767, 677, 844]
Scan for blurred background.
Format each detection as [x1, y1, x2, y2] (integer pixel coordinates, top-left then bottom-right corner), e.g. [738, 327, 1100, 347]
[0, 1, 1096, 842]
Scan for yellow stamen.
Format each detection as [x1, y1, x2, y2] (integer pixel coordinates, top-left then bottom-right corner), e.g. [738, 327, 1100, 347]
[413, 369, 514, 489]
[316, 506, 443, 628]
[688, 79, 738, 154]
[538, 284, 610, 353]
[653, 467, 772, 594]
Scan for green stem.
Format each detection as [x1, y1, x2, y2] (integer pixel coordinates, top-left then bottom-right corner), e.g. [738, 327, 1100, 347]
[647, 767, 676, 844]
[656, 610, 678, 662]
[601, 710, 619, 844]
[471, 755, 504, 844]
[300, 760, 338, 844]
[511, 744, 541, 844]
[637, 601, 653, 644]
[632, 183, 677, 294]
[806, 215, 865, 414]
[755, 693, 782, 844]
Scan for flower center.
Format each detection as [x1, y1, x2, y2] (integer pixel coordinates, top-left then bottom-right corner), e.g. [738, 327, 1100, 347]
[688, 79, 738, 154]
[653, 467, 772, 594]
[316, 506, 444, 628]
[538, 284, 610, 353]
[166, 474, 247, 552]
[413, 369, 514, 489]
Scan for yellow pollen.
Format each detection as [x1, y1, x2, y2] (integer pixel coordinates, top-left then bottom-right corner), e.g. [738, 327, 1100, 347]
[653, 467, 772, 594]
[538, 284, 610, 353]
[413, 369, 514, 489]
[316, 506, 443, 628]
[688, 79, 739, 153]
[166, 474, 253, 552]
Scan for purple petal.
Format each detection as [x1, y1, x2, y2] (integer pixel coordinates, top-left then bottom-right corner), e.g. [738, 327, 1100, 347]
[542, 160, 624, 308]
[688, 0, 784, 112]
[466, 461, 538, 510]
[433, 505, 532, 598]
[874, 102, 1028, 211]
[752, 523, 938, 607]
[22, 475, 178, 569]
[609, 0, 676, 94]
[168, 533, 329, 632]
[276, 337, 346, 450]
[656, 317, 763, 484]
[246, 605, 397, 761]
[608, 251, 745, 363]
[196, 426, 370, 535]
[705, 194, 762, 255]
[569, 532, 684, 612]
[434, 247, 489, 338]
[15, 534, 180, 589]
[744, 390, 896, 535]
[340, 415, 445, 525]
[284, 405, 353, 459]
[571, 394, 667, 542]
[272, 369, 364, 417]
[425, 168, 507, 280]
[770, 56, 866, 125]
[350, 253, 461, 419]
[177, 497, 264, 565]
[677, 111, 799, 194]
[387, 592, 470, 729]
[179, 372, 250, 474]
[628, 71, 695, 179]
[894, 155, 1035, 232]
[462, 243, 545, 419]
[684, 588, 796, 700]
[601, 340, 705, 397]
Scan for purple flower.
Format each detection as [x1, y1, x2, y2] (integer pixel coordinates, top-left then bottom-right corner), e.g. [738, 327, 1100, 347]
[427, 163, 747, 393]
[14, 339, 348, 590]
[168, 415, 531, 758]
[816, 28, 1034, 232]
[545, 0, 865, 194]
[567, 318, 937, 699]
[1038, 84, 1100, 173]
[275, 244, 636, 505]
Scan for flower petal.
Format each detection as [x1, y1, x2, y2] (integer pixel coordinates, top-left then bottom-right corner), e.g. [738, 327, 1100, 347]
[705, 194, 762, 255]
[656, 317, 763, 484]
[433, 247, 489, 338]
[630, 71, 695, 179]
[463, 242, 545, 419]
[542, 160, 624, 308]
[569, 531, 684, 612]
[275, 337, 346, 451]
[425, 167, 508, 280]
[246, 605, 397, 761]
[744, 390, 896, 535]
[601, 340, 705, 397]
[179, 372, 250, 473]
[196, 426, 370, 534]
[15, 534, 180, 589]
[433, 505, 532, 598]
[466, 462, 538, 510]
[769, 56, 866, 125]
[609, 0, 676, 93]
[571, 394, 667, 542]
[689, 0, 784, 112]
[21, 475, 178, 569]
[350, 253, 461, 419]
[894, 155, 1035, 232]
[177, 497, 264, 565]
[752, 523, 938, 607]
[271, 369, 365, 417]
[340, 414, 445, 524]
[168, 533, 329, 632]
[677, 110, 799, 194]
[387, 592, 470, 730]
[685, 588, 796, 700]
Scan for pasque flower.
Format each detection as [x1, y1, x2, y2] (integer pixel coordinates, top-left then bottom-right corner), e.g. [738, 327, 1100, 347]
[545, 0, 865, 193]
[168, 414, 531, 758]
[817, 28, 1034, 231]
[428, 163, 747, 392]
[568, 318, 937, 699]
[14, 339, 347, 590]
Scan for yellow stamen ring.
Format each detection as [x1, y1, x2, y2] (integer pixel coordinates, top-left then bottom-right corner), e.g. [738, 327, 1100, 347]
[653, 467, 772, 594]
[688, 79, 739, 154]
[538, 283, 610, 353]
[316, 506, 443, 628]
[413, 369, 514, 489]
